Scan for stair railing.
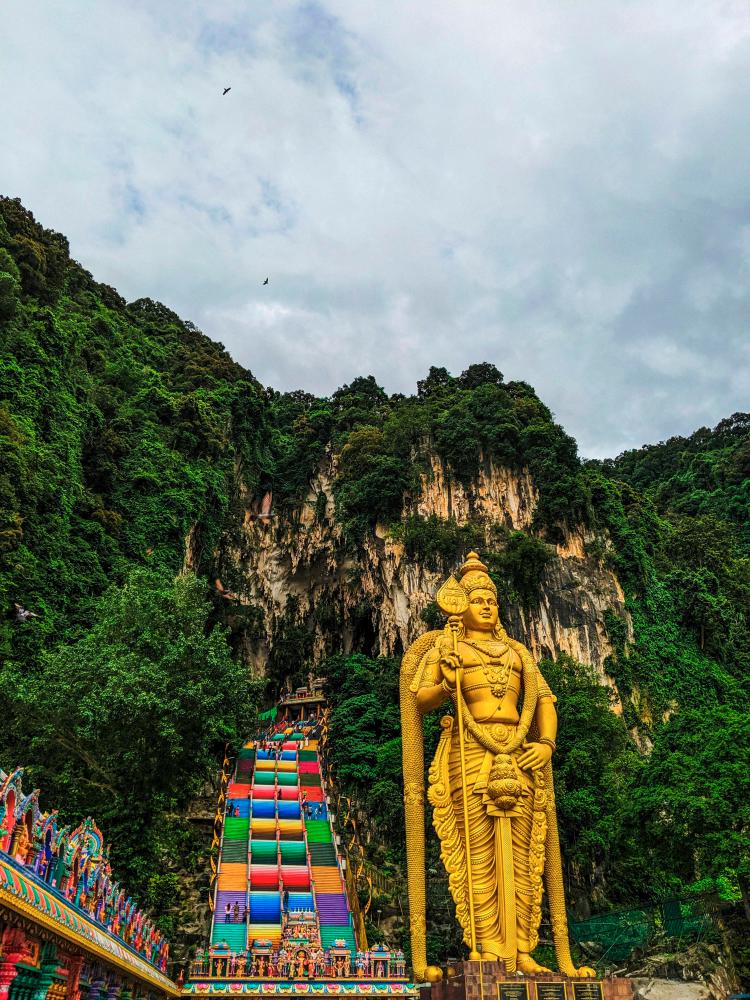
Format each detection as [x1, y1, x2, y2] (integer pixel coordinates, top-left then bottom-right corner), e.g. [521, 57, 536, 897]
[209, 744, 233, 916]
[317, 712, 369, 950]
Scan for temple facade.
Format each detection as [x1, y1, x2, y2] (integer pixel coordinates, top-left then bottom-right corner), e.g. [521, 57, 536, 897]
[0, 768, 176, 1000]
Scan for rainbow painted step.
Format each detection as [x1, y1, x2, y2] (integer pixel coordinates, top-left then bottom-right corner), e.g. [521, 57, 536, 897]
[304, 820, 332, 843]
[210, 923, 246, 949]
[316, 893, 350, 925]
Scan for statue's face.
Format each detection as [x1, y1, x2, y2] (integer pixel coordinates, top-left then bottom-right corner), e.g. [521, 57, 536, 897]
[463, 587, 498, 631]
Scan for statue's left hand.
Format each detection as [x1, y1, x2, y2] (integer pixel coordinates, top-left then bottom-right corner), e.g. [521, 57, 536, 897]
[517, 742, 553, 771]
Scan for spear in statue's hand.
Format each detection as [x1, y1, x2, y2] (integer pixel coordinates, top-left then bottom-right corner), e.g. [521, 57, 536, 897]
[436, 575, 480, 962]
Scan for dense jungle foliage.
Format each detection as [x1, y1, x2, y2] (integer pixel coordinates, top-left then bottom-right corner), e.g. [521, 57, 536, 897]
[1, 200, 749, 972]
[269, 363, 588, 541]
[0, 197, 267, 938]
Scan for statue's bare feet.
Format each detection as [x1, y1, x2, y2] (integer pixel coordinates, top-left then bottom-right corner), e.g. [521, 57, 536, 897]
[478, 940, 502, 962]
[517, 954, 552, 975]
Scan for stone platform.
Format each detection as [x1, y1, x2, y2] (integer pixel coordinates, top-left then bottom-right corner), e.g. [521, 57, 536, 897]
[420, 961, 633, 1000]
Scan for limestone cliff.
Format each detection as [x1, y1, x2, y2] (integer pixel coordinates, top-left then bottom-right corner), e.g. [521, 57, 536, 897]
[214, 452, 630, 697]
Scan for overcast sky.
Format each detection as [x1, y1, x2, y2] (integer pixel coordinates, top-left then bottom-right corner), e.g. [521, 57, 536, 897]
[2, 2, 750, 457]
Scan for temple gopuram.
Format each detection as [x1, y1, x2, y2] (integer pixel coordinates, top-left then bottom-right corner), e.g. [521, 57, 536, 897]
[0, 767, 177, 1000]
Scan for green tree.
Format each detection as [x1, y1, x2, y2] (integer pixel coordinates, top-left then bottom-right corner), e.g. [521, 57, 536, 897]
[487, 531, 552, 608]
[0, 568, 259, 894]
[539, 656, 644, 904]
[335, 426, 417, 537]
[0, 247, 20, 320]
[631, 706, 750, 919]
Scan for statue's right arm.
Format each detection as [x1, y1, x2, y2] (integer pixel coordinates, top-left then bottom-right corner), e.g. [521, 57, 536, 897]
[415, 647, 449, 714]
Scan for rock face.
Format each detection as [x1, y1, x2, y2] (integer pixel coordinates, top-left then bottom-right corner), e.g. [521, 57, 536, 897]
[629, 942, 739, 1000]
[216, 454, 630, 691]
[633, 981, 710, 1000]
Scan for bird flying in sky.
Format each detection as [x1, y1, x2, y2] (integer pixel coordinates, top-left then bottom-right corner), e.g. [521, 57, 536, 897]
[223, 86, 231, 95]
[263, 277, 269, 285]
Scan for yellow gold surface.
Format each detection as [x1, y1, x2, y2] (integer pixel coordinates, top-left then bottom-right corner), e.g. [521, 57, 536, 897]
[400, 552, 595, 980]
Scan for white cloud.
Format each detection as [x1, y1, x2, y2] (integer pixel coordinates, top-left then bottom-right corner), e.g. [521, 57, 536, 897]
[2, 0, 750, 457]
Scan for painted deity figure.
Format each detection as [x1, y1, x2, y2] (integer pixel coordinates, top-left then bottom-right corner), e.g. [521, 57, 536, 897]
[401, 553, 596, 981]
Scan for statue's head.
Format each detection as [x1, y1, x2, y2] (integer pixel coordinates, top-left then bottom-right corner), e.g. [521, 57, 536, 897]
[458, 552, 498, 632]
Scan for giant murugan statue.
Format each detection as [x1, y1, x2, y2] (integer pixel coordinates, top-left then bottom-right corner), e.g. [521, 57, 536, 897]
[400, 552, 595, 981]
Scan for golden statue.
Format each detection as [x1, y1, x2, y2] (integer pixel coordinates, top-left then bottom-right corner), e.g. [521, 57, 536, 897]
[400, 552, 595, 981]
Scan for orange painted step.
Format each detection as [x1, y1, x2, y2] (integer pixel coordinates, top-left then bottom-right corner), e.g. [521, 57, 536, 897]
[311, 867, 343, 891]
[218, 863, 248, 891]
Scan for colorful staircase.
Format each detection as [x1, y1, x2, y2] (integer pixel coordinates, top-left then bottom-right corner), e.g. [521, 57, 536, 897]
[302, 756, 356, 954]
[210, 729, 359, 965]
[212, 752, 253, 951]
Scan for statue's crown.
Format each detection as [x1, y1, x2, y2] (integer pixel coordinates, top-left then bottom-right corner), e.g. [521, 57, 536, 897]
[458, 551, 497, 597]
[459, 551, 488, 576]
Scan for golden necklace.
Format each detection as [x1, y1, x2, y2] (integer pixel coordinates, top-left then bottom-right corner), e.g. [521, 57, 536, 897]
[462, 637, 512, 700]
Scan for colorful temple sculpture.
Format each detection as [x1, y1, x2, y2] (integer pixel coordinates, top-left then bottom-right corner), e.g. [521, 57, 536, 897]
[185, 698, 415, 997]
[0, 767, 176, 1000]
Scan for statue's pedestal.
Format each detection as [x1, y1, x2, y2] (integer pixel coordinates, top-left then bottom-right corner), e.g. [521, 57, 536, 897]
[421, 961, 634, 1000]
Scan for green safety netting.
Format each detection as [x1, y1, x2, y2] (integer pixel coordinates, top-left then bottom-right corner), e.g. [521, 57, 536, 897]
[661, 899, 711, 939]
[570, 898, 714, 965]
[570, 908, 655, 963]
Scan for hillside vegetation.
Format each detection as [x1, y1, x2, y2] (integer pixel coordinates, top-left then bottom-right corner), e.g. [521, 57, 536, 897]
[1, 200, 748, 969]
[0, 198, 263, 938]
